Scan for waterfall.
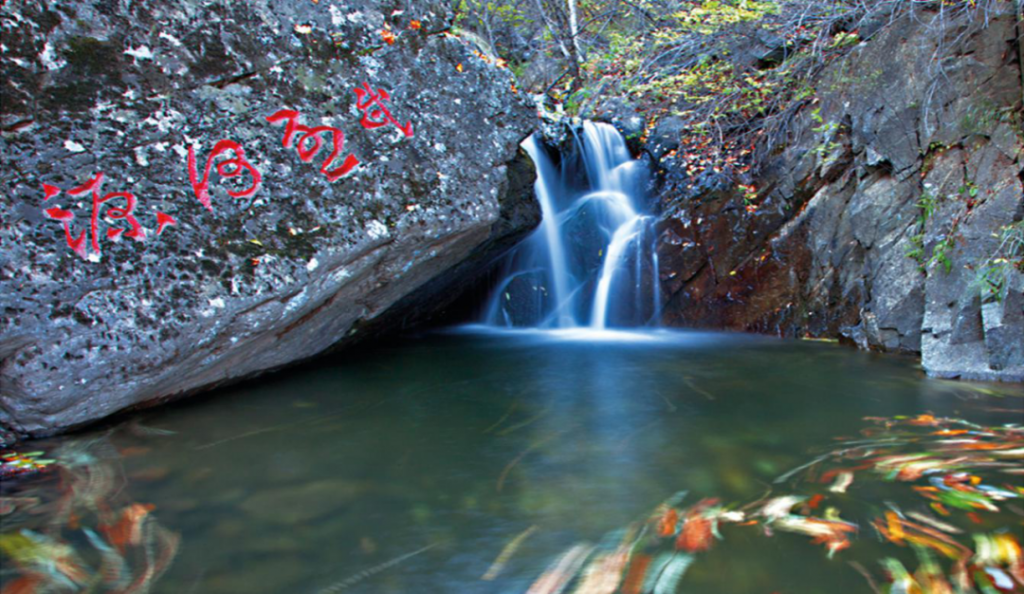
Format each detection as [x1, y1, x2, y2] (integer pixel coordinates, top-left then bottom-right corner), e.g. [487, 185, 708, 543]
[483, 121, 660, 329]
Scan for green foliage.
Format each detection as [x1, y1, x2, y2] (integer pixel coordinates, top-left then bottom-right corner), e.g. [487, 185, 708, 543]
[670, 0, 780, 35]
[921, 142, 950, 177]
[811, 107, 841, 157]
[454, 0, 1009, 212]
[561, 0, 884, 186]
[823, 59, 883, 94]
[960, 99, 1024, 138]
[583, 2, 794, 119]
[563, 87, 593, 116]
[905, 233, 926, 263]
[829, 30, 860, 48]
[487, 1, 527, 24]
[917, 190, 938, 227]
[906, 175, 1004, 278]
[455, 0, 527, 24]
[972, 222, 1024, 302]
[905, 189, 955, 274]
[929, 236, 955, 274]
[957, 181, 979, 200]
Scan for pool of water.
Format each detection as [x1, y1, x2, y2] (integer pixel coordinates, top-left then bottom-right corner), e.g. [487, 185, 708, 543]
[2, 328, 1021, 593]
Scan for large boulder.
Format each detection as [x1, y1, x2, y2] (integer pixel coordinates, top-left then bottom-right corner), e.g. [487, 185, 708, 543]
[655, 4, 1023, 381]
[0, 0, 539, 442]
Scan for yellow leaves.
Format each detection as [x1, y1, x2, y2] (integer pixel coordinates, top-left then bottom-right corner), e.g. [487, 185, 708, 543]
[629, 57, 776, 119]
[670, 0, 780, 35]
[886, 511, 905, 545]
[874, 514, 970, 560]
[831, 31, 860, 48]
[974, 532, 1023, 567]
[472, 49, 491, 64]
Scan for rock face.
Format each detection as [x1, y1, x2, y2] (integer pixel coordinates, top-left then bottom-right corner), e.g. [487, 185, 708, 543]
[654, 5, 1023, 381]
[0, 0, 539, 442]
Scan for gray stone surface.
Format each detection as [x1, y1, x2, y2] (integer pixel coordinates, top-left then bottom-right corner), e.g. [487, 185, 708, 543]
[655, 5, 1023, 382]
[0, 0, 539, 442]
[921, 144, 1024, 381]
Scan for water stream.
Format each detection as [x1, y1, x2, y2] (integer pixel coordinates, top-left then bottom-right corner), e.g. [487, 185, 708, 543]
[2, 123, 1022, 594]
[2, 334, 1020, 593]
[484, 122, 660, 329]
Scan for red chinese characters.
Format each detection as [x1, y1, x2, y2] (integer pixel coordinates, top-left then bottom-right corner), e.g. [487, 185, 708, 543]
[187, 140, 262, 211]
[43, 173, 176, 260]
[42, 86, 416, 262]
[156, 212, 177, 235]
[353, 82, 413, 138]
[266, 110, 360, 182]
[42, 183, 87, 258]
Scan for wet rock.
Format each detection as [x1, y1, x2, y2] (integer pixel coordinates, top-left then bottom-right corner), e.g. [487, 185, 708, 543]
[983, 273, 1024, 373]
[655, 5, 1023, 381]
[648, 116, 686, 159]
[563, 199, 614, 275]
[0, 0, 539, 440]
[589, 97, 645, 151]
[921, 145, 1024, 381]
[493, 270, 553, 327]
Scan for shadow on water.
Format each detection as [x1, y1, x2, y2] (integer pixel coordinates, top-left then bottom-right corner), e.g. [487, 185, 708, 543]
[1, 329, 1022, 593]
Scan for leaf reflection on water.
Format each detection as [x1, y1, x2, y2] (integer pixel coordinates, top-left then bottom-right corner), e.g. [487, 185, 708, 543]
[0, 436, 181, 593]
[521, 414, 1024, 593]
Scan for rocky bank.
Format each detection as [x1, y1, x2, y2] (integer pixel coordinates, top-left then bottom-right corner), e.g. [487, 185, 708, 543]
[649, 3, 1024, 382]
[2, 0, 1020, 446]
[0, 0, 539, 443]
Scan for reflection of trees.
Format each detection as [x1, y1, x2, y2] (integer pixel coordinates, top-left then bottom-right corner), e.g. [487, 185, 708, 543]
[0, 436, 180, 593]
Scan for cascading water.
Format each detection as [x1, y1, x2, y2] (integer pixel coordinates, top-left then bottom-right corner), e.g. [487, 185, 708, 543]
[483, 121, 661, 330]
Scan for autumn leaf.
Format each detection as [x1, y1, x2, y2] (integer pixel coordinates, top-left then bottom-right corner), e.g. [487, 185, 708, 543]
[675, 516, 714, 553]
[656, 508, 679, 537]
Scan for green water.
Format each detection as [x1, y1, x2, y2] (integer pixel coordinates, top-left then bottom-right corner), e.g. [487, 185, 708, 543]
[2, 329, 1021, 593]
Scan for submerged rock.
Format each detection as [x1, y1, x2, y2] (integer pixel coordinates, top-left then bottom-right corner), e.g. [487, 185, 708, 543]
[239, 479, 374, 525]
[655, 5, 1023, 381]
[0, 0, 539, 443]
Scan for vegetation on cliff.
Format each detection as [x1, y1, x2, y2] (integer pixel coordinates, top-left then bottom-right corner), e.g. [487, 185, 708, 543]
[455, 0, 1023, 377]
[456, 0, 1018, 177]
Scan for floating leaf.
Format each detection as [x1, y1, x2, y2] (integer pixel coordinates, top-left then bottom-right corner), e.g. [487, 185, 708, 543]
[651, 553, 694, 594]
